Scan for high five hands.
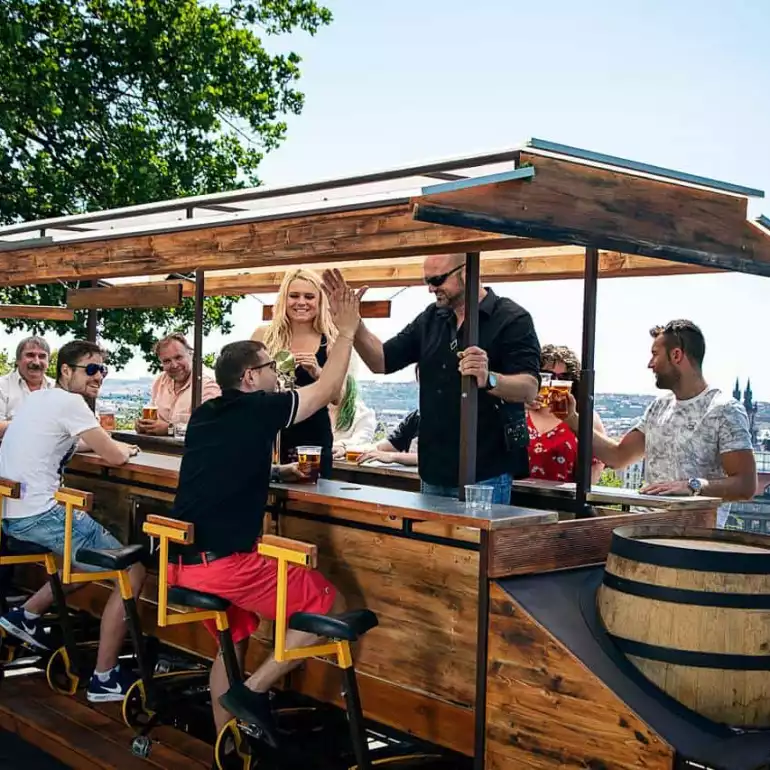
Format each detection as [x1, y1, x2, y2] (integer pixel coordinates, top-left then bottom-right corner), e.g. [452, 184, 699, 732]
[321, 269, 366, 338]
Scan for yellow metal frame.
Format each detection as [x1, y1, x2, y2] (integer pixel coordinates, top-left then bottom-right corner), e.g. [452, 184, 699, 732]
[54, 488, 133, 599]
[0, 479, 57, 575]
[142, 517, 229, 632]
[257, 539, 353, 669]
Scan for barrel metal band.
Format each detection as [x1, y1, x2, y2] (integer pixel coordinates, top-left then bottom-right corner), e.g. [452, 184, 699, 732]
[610, 635, 770, 670]
[603, 572, 770, 609]
[610, 533, 770, 574]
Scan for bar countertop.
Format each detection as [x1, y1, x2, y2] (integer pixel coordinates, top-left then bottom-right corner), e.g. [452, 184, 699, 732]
[511, 478, 721, 509]
[69, 450, 557, 531]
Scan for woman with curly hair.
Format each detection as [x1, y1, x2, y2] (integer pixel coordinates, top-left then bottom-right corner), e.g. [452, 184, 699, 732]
[527, 344, 606, 484]
[251, 268, 341, 477]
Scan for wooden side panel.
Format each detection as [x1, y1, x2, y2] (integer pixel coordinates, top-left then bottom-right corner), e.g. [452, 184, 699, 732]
[279, 515, 480, 708]
[485, 584, 672, 770]
[0, 304, 75, 320]
[67, 282, 183, 310]
[489, 506, 717, 578]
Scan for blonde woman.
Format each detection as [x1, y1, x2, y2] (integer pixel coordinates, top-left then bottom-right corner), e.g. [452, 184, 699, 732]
[252, 268, 339, 477]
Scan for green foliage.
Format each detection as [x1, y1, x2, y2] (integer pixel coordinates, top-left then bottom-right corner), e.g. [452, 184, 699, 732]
[46, 349, 57, 379]
[0, 0, 332, 367]
[0, 351, 11, 376]
[598, 467, 623, 488]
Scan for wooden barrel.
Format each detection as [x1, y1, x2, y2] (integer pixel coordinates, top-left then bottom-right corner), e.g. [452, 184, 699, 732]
[598, 525, 770, 727]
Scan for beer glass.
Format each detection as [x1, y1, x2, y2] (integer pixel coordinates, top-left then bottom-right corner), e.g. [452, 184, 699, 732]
[98, 409, 116, 432]
[296, 445, 322, 483]
[549, 379, 573, 419]
[345, 448, 364, 463]
[538, 372, 553, 405]
[142, 403, 158, 421]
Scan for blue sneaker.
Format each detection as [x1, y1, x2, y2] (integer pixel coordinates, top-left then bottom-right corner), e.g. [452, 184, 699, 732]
[86, 665, 137, 703]
[0, 607, 49, 651]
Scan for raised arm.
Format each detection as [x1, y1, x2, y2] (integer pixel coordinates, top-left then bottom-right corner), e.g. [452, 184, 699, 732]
[565, 396, 645, 470]
[294, 280, 360, 424]
[322, 269, 385, 373]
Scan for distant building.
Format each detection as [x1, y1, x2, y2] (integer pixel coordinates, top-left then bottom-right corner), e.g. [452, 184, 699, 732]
[734, 377, 759, 446]
[620, 460, 645, 490]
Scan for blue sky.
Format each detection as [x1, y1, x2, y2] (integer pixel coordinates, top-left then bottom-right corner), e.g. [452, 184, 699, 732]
[3, 0, 769, 396]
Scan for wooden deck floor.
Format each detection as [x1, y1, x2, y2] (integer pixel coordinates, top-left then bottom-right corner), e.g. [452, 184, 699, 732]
[0, 674, 212, 770]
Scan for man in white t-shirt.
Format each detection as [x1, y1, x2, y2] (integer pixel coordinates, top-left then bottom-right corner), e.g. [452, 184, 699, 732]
[566, 320, 756, 525]
[0, 339, 144, 702]
[0, 335, 55, 438]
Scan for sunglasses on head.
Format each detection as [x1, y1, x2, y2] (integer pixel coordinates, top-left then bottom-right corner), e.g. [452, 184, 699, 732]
[424, 264, 463, 288]
[72, 363, 108, 377]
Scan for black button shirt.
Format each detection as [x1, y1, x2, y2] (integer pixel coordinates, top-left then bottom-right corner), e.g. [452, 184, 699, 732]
[171, 388, 299, 554]
[383, 289, 540, 487]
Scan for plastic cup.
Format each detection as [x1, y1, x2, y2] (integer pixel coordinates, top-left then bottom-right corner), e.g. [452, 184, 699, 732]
[465, 484, 494, 512]
[345, 449, 364, 463]
[296, 445, 322, 483]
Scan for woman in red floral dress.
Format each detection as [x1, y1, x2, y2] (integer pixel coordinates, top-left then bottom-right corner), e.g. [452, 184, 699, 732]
[527, 345, 607, 484]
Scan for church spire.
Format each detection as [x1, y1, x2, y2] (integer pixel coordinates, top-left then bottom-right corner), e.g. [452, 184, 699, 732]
[733, 377, 741, 402]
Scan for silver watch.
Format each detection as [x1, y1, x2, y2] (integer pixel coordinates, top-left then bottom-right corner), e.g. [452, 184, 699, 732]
[687, 478, 704, 496]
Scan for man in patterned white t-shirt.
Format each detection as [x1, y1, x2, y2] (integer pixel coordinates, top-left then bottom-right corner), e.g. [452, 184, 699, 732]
[566, 320, 756, 526]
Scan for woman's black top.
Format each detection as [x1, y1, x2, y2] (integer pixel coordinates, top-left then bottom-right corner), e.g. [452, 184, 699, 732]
[279, 334, 333, 478]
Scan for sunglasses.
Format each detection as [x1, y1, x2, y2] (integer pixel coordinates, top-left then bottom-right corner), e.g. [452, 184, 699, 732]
[424, 264, 463, 288]
[71, 363, 108, 377]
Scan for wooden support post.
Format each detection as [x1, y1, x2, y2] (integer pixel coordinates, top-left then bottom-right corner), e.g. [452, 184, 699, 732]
[575, 246, 599, 516]
[191, 268, 204, 409]
[458, 252, 480, 500]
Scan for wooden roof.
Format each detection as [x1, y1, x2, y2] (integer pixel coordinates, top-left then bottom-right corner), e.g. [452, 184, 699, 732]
[0, 139, 766, 288]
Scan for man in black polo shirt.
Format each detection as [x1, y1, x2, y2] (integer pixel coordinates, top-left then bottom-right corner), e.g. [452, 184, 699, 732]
[168, 287, 360, 742]
[323, 256, 540, 503]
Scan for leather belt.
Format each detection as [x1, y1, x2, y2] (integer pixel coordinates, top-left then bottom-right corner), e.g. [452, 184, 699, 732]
[176, 550, 234, 566]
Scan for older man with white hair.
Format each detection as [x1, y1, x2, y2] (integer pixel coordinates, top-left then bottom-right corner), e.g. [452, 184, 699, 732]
[0, 335, 55, 439]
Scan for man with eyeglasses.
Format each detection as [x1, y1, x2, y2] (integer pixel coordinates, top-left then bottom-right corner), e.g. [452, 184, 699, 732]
[0, 340, 146, 702]
[323, 255, 541, 504]
[565, 320, 756, 525]
[166, 287, 361, 744]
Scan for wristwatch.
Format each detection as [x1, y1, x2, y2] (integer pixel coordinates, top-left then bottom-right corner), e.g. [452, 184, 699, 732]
[484, 372, 498, 391]
[687, 478, 706, 496]
[270, 465, 282, 483]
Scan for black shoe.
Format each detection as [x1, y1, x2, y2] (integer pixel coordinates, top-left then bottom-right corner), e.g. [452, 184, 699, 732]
[219, 683, 279, 749]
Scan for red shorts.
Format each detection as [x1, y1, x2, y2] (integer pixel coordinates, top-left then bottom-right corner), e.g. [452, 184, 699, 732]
[167, 551, 336, 644]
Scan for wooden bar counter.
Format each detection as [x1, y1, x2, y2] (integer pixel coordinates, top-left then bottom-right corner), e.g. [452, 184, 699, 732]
[17, 448, 722, 767]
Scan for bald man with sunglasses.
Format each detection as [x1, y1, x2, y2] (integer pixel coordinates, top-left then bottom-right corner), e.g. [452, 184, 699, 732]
[0, 339, 145, 703]
[323, 255, 541, 503]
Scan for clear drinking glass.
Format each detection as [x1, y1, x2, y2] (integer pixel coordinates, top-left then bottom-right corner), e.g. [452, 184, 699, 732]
[464, 484, 494, 512]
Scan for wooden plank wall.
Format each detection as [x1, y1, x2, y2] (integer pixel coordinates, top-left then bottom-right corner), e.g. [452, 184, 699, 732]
[484, 584, 673, 770]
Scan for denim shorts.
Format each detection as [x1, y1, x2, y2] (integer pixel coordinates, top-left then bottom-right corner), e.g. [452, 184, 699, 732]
[420, 472, 512, 505]
[2, 503, 122, 573]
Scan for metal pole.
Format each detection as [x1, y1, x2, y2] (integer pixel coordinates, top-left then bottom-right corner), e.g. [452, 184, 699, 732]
[191, 268, 204, 409]
[458, 252, 481, 501]
[575, 246, 599, 516]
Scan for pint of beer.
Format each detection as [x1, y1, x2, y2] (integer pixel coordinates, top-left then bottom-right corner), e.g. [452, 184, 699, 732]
[98, 410, 116, 431]
[142, 404, 158, 421]
[296, 445, 322, 483]
[548, 380, 573, 419]
[538, 372, 553, 404]
[345, 449, 363, 463]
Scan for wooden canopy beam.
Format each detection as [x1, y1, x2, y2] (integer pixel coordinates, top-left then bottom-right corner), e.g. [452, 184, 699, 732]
[261, 300, 391, 321]
[412, 153, 770, 277]
[120, 248, 716, 298]
[0, 203, 539, 288]
[0, 305, 75, 321]
[67, 282, 183, 310]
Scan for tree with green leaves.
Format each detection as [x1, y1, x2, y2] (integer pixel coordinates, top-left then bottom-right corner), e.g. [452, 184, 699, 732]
[0, 0, 331, 368]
